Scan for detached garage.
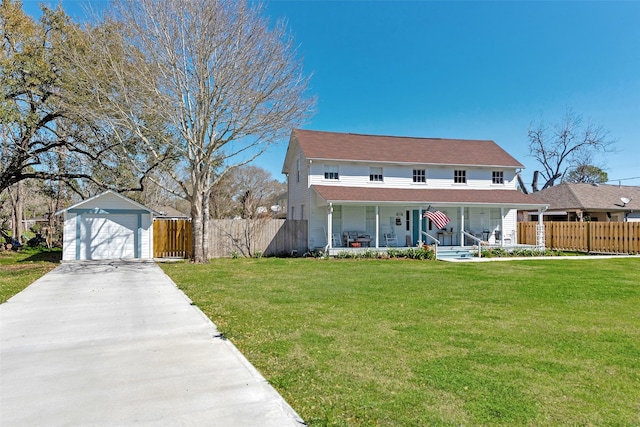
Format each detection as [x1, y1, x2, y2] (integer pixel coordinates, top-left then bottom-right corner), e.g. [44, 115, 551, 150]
[57, 191, 157, 261]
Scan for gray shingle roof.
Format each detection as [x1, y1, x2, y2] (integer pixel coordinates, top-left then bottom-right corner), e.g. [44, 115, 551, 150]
[533, 183, 640, 211]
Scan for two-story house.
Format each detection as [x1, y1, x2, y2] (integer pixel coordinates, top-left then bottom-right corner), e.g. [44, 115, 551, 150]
[282, 129, 546, 251]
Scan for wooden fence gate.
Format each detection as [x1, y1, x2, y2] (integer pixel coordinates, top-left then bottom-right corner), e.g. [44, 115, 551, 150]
[153, 218, 193, 258]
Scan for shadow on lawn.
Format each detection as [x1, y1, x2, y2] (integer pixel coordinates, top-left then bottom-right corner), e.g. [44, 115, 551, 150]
[17, 249, 62, 264]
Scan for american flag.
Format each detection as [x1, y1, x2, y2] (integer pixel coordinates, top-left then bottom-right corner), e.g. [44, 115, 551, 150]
[423, 209, 450, 230]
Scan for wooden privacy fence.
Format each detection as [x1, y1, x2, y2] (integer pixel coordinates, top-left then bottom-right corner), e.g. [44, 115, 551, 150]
[154, 218, 307, 258]
[518, 222, 640, 254]
[208, 219, 307, 258]
[154, 218, 193, 258]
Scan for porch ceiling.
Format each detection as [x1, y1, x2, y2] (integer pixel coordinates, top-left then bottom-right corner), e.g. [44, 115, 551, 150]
[312, 185, 547, 209]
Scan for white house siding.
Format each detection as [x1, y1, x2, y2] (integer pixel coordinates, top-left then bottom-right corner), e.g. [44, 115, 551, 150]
[140, 213, 153, 258]
[309, 162, 518, 190]
[309, 191, 326, 248]
[505, 209, 518, 243]
[62, 212, 77, 261]
[286, 145, 310, 220]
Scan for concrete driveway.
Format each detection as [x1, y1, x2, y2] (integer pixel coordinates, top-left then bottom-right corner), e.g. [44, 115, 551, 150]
[0, 261, 303, 426]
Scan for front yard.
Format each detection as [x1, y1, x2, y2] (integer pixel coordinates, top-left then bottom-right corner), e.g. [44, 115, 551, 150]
[161, 258, 640, 426]
[3, 251, 638, 425]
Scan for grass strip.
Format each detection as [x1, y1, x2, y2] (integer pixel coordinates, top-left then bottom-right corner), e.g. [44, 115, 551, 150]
[0, 248, 61, 303]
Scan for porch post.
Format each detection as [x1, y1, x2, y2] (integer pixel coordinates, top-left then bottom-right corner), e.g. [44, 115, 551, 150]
[537, 207, 546, 248]
[375, 205, 379, 249]
[460, 206, 464, 247]
[328, 203, 333, 249]
[500, 207, 505, 247]
[418, 207, 423, 245]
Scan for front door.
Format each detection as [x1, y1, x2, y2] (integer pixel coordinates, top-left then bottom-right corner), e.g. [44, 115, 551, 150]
[410, 209, 428, 246]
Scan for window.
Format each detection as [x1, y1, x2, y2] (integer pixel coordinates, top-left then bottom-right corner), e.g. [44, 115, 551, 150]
[454, 170, 466, 183]
[300, 204, 305, 219]
[369, 167, 383, 182]
[492, 171, 504, 184]
[296, 159, 300, 183]
[324, 165, 339, 180]
[413, 169, 426, 183]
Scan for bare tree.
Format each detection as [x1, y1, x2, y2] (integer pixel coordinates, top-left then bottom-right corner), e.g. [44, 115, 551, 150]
[527, 109, 615, 191]
[69, 0, 314, 262]
[210, 165, 286, 219]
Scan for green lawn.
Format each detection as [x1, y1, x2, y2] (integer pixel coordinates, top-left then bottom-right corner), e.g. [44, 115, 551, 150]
[161, 258, 640, 426]
[0, 248, 61, 303]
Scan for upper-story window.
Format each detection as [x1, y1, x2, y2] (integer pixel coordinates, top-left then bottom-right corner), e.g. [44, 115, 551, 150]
[324, 164, 339, 180]
[369, 167, 383, 182]
[492, 171, 504, 184]
[296, 159, 300, 183]
[413, 169, 426, 183]
[454, 170, 467, 184]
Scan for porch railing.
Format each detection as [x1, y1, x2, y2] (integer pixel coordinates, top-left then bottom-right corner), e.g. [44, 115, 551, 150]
[421, 231, 440, 259]
[461, 230, 483, 258]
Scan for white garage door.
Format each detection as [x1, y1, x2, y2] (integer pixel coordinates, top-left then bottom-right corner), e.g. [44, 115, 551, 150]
[80, 214, 137, 260]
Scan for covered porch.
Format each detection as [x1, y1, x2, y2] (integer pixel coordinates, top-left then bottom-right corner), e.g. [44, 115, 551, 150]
[310, 185, 548, 254]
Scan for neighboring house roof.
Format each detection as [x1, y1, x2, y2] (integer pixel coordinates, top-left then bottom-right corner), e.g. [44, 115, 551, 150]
[155, 205, 190, 218]
[55, 190, 158, 216]
[284, 129, 524, 173]
[532, 183, 640, 212]
[313, 185, 546, 208]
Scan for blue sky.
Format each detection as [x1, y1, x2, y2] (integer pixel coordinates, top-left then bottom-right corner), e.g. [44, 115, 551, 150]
[23, 1, 640, 187]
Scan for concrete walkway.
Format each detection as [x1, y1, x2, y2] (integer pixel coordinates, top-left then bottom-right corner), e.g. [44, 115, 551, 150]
[0, 261, 303, 426]
[443, 254, 640, 262]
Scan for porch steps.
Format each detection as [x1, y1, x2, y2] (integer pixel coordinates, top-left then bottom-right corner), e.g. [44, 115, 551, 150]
[436, 246, 476, 260]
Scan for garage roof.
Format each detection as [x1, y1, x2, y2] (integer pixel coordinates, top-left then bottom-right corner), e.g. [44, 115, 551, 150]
[56, 190, 159, 215]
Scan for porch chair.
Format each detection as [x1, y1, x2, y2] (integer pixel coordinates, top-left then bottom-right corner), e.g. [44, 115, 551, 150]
[384, 232, 398, 247]
[494, 230, 512, 245]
